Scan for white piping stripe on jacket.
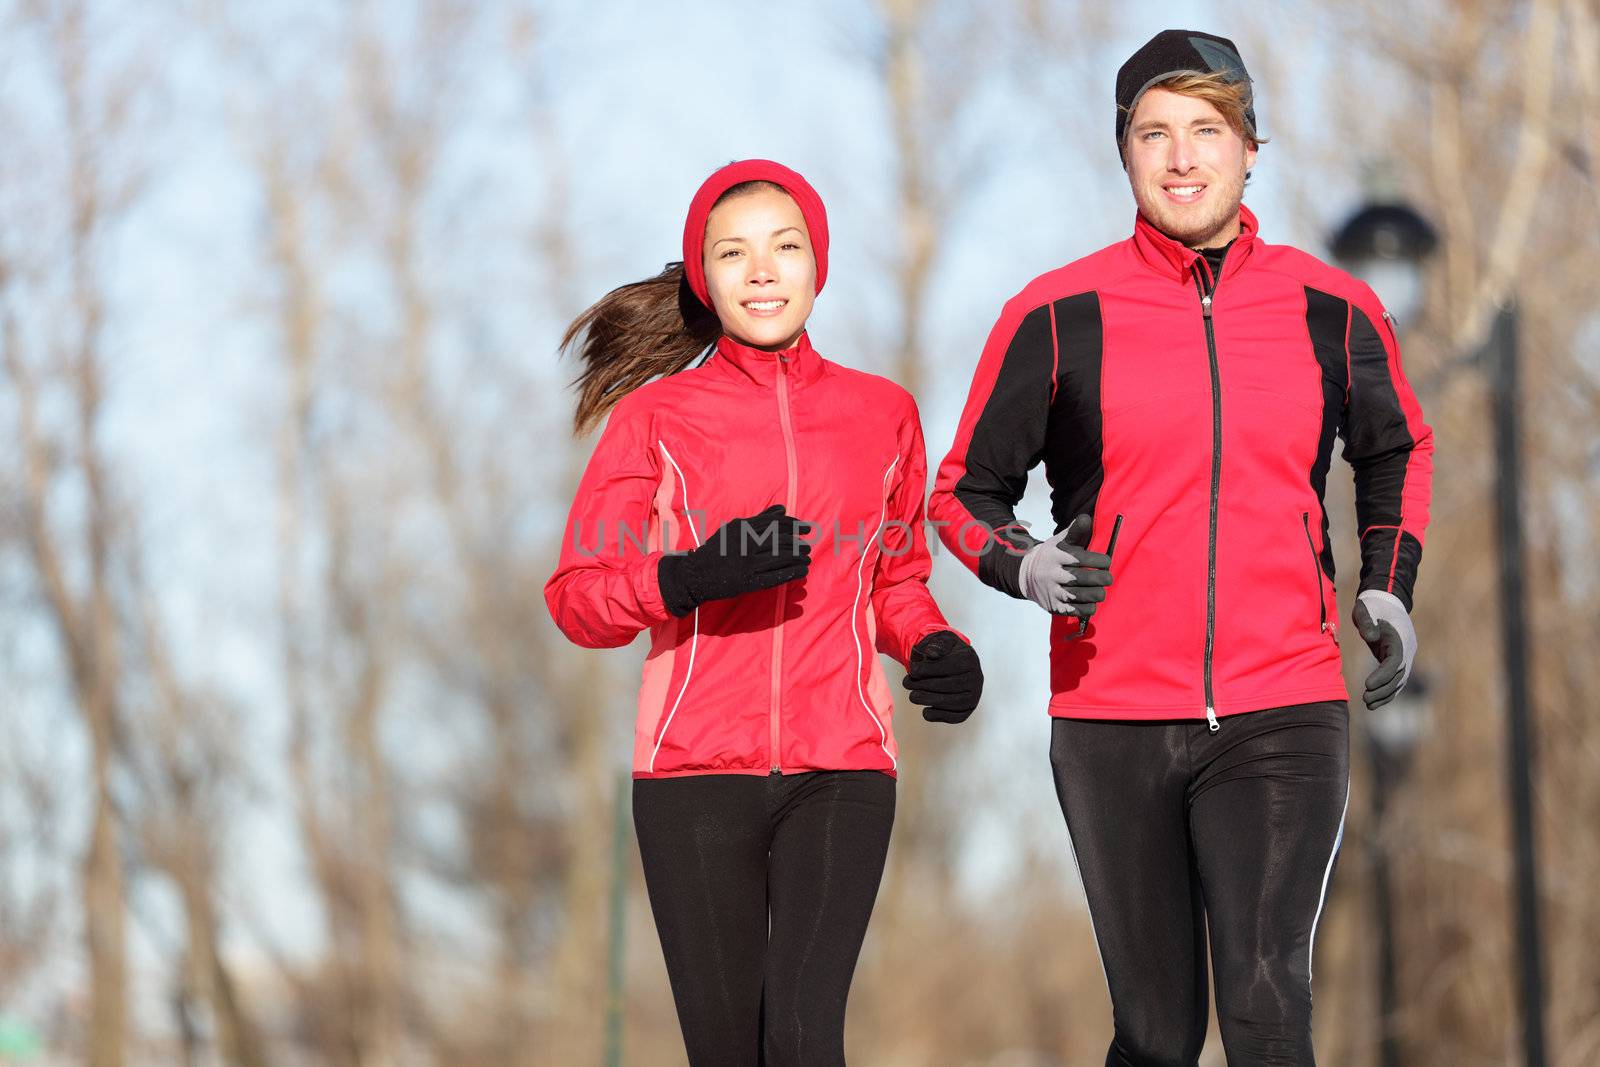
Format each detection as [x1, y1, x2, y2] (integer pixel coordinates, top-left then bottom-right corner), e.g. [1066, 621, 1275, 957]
[1308, 781, 1350, 981]
[850, 456, 899, 770]
[649, 442, 701, 773]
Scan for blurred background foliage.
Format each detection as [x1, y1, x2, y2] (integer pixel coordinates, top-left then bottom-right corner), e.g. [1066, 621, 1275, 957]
[0, 0, 1597, 1063]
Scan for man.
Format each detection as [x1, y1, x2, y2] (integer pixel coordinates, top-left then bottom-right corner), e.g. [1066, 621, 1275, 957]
[928, 29, 1432, 1066]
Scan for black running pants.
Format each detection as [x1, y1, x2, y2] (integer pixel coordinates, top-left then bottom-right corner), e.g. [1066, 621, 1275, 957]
[1050, 701, 1349, 1066]
[633, 770, 895, 1067]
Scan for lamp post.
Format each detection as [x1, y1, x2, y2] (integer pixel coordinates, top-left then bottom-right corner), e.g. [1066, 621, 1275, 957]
[1365, 672, 1432, 1066]
[1485, 298, 1548, 1067]
[1331, 196, 1547, 1067]
[1331, 197, 1437, 1065]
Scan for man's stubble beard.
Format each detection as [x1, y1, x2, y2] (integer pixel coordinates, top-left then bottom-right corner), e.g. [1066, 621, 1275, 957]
[1135, 166, 1248, 249]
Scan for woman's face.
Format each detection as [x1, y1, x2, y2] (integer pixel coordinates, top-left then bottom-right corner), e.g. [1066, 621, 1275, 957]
[702, 187, 816, 351]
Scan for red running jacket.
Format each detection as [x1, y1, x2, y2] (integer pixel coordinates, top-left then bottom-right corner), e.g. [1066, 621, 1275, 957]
[546, 332, 956, 778]
[929, 206, 1433, 723]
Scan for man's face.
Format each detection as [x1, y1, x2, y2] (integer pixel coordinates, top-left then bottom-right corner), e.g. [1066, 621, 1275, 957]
[1123, 87, 1257, 249]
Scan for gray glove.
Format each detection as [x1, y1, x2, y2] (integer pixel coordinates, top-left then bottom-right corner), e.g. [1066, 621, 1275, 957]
[1017, 514, 1112, 617]
[1353, 589, 1417, 709]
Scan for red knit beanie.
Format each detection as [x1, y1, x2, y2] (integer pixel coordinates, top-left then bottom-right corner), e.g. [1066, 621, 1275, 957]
[681, 159, 829, 309]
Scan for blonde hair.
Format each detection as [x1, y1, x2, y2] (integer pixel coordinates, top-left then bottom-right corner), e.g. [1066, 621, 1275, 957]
[1121, 70, 1268, 154]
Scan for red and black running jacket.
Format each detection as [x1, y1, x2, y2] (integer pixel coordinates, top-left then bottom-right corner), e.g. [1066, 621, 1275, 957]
[546, 332, 956, 777]
[929, 205, 1433, 722]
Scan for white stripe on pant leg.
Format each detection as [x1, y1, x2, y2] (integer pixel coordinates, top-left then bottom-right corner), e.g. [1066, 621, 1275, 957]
[649, 442, 701, 774]
[1307, 781, 1349, 982]
[1064, 827, 1111, 995]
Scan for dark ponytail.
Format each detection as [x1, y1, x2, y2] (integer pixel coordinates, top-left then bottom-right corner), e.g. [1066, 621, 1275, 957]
[562, 262, 721, 436]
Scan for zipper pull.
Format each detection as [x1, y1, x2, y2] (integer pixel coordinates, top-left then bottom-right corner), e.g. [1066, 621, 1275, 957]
[1206, 706, 1220, 732]
[1201, 294, 1213, 318]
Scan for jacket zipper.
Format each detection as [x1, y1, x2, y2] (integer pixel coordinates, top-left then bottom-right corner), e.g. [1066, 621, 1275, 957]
[1302, 511, 1328, 633]
[1196, 263, 1222, 733]
[770, 353, 798, 773]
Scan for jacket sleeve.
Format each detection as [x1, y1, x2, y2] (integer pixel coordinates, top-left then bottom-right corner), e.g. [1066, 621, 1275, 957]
[1343, 285, 1434, 611]
[543, 397, 674, 648]
[927, 294, 1057, 598]
[870, 398, 962, 666]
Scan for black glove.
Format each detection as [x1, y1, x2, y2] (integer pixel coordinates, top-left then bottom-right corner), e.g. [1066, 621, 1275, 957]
[657, 504, 811, 616]
[903, 630, 983, 724]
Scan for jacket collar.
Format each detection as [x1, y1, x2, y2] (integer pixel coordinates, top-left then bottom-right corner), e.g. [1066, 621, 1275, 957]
[1131, 202, 1259, 284]
[711, 330, 826, 389]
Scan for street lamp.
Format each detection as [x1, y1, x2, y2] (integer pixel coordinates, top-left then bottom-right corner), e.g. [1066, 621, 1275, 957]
[1332, 195, 1437, 1067]
[1328, 202, 1438, 329]
[1331, 195, 1548, 1067]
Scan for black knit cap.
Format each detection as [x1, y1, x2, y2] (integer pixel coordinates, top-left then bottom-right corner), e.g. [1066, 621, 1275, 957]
[1115, 29, 1256, 150]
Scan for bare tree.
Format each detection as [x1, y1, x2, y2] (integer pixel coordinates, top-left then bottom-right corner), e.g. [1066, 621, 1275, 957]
[124, 568, 272, 1067]
[226, 2, 621, 1061]
[0, 1, 162, 1060]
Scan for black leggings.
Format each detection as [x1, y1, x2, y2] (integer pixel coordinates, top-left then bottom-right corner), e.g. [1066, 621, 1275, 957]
[1050, 701, 1349, 1067]
[633, 770, 895, 1067]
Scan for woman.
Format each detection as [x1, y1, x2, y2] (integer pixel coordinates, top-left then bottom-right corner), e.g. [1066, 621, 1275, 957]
[544, 159, 983, 1067]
